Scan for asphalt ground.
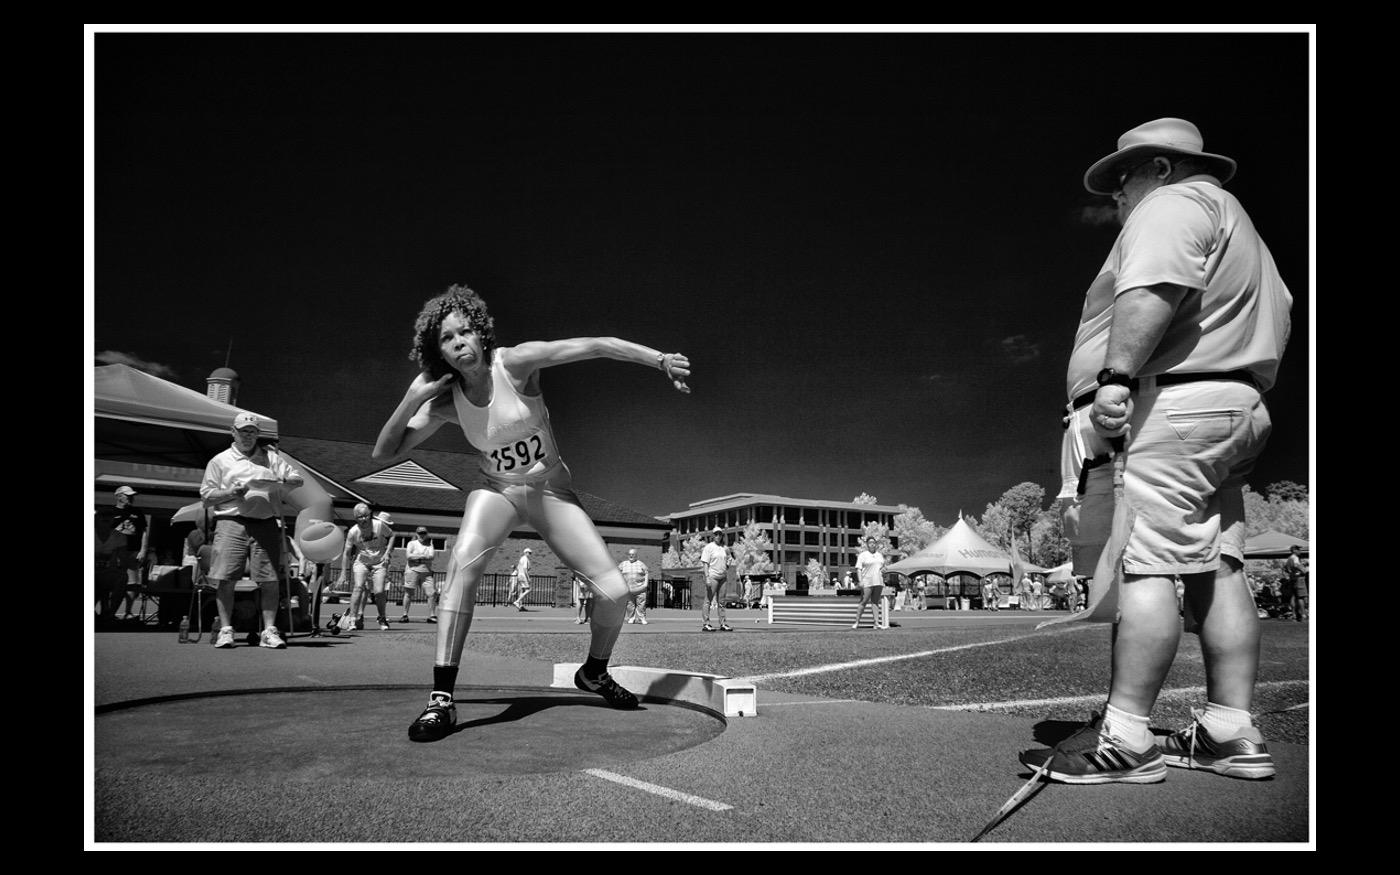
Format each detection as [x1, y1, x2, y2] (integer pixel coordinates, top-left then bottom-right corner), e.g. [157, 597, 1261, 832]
[89, 604, 1313, 848]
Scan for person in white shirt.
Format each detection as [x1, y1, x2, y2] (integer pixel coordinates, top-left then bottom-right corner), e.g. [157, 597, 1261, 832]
[619, 549, 650, 624]
[851, 537, 887, 629]
[699, 527, 733, 632]
[401, 527, 438, 623]
[199, 412, 305, 649]
[338, 505, 395, 631]
[508, 548, 532, 611]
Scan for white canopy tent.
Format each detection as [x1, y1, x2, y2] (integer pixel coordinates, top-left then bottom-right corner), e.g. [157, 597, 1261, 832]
[887, 517, 1025, 578]
[1243, 530, 1310, 559]
[94, 363, 283, 509]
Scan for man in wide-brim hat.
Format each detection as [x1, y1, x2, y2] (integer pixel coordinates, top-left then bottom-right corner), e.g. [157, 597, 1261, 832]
[1021, 117, 1294, 786]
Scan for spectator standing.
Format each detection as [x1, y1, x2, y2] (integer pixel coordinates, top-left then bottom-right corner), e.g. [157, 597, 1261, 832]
[107, 485, 151, 621]
[1017, 574, 1036, 611]
[851, 537, 886, 629]
[199, 413, 304, 649]
[1021, 118, 1291, 783]
[401, 527, 438, 623]
[1282, 545, 1308, 622]
[574, 571, 592, 624]
[700, 527, 734, 632]
[620, 548, 650, 624]
[508, 548, 533, 611]
[982, 577, 1001, 611]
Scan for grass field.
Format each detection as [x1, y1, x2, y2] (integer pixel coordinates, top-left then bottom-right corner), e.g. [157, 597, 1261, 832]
[458, 614, 1311, 745]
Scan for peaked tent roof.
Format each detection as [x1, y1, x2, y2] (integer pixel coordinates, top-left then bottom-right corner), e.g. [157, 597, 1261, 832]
[1243, 530, 1310, 559]
[95, 363, 280, 436]
[94, 363, 281, 470]
[886, 517, 1016, 577]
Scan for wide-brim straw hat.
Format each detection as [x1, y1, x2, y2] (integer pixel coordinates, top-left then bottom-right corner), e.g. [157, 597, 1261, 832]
[1084, 118, 1236, 195]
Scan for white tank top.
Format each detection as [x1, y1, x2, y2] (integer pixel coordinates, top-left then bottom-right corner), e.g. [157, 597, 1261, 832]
[451, 350, 564, 483]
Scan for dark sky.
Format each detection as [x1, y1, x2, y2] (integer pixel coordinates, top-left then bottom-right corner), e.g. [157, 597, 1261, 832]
[91, 29, 1313, 522]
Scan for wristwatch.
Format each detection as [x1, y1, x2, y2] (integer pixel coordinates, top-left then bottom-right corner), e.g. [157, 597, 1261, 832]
[1096, 367, 1136, 390]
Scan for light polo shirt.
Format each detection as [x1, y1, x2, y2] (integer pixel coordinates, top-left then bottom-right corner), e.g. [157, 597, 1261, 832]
[200, 445, 302, 520]
[1065, 178, 1292, 401]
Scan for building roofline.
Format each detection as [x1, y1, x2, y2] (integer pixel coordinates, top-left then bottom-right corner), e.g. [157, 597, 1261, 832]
[669, 493, 906, 517]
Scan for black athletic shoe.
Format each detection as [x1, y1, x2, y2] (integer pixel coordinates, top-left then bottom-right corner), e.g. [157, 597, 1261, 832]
[1018, 716, 1166, 784]
[353, 616, 365, 631]
[719, 624, 735, 632]
[573, 666, 639, 709]
[702, 624, 716, 632]
[408, 694, 457, 743]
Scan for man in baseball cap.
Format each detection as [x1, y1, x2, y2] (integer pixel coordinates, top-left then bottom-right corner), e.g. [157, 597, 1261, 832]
[105, 485, 150, 621]
[200, 410, 305, 649]
[232, 411, 263, 432]
[699, 527, 733, 632]
[401, 526, 438, 624]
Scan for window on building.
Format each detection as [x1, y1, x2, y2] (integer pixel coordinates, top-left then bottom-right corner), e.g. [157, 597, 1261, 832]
[783, 550, 801, 565]
[804, 531, 820, 545]
[784, 530, 802, 545]
[755, 505, 773, 523]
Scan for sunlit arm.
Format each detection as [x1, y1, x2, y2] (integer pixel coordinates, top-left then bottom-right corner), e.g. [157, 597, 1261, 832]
[1103, 283, 1189, 376]
[1092, 282, 1190, 438]
[505, 338, 691, 392]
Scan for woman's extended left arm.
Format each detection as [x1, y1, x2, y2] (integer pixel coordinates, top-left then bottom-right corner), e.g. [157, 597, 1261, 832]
[504, 338, 691, 393]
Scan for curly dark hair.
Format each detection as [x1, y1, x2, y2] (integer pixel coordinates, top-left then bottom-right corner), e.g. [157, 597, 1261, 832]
[409, 284, 497, 379]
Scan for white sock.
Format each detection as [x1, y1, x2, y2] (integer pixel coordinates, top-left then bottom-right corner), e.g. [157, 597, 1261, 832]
[1200, 702, 1253, 739]
[1103, 703, 1154, 752]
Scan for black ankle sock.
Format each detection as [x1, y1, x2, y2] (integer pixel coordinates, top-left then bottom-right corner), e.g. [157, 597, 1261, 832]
[582, 656, 609, 678]
[433, 665, 459, 698]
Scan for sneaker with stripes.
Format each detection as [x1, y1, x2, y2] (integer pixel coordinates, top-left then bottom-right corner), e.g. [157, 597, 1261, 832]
[1018, 715, 1166, 784]
[1160, 710, 1276, 780]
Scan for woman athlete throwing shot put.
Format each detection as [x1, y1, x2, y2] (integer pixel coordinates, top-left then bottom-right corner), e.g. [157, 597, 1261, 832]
[374, 284, 691, 742]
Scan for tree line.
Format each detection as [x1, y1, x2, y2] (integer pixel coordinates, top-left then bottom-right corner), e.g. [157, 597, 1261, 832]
[659, 480, 1310, 575]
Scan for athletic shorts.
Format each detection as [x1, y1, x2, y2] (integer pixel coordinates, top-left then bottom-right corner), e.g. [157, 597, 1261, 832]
[403, 566, 435, 592]
[1062, 378, 1270, 577]
[208, 517, 282, 583]
[352, 562, 388, 591]
[862, 584, 885, 600]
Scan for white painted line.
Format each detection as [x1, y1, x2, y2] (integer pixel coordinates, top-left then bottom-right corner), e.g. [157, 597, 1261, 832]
[930, 679, 1309, 712]
[584, 769, 733, 812]
[737, 624, 1098, 684]
[758, 699, 865, 707]
[295, 675, 330, 685]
